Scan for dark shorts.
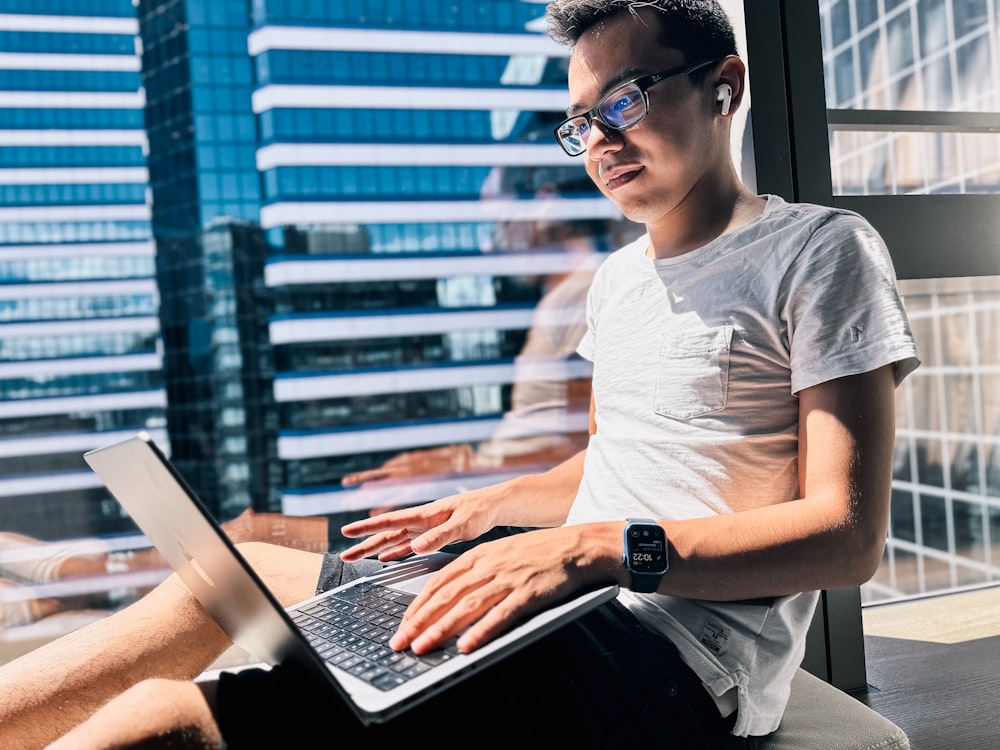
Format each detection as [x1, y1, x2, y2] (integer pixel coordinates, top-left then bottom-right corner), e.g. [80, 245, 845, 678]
[217, 548, 738, 749]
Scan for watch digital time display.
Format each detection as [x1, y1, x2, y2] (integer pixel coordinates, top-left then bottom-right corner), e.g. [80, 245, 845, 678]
[628, 527, 667, 573]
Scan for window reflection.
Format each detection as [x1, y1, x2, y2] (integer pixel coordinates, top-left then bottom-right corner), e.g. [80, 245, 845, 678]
[875, 276, 1000, 602]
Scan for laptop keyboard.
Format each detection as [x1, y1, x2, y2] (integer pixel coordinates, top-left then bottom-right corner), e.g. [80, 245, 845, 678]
[290, 581, 461, 692]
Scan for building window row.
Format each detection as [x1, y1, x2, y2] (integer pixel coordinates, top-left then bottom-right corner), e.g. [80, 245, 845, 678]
[258, 107, 560, 145]
[0, 69, 140, 93]
[274, 332, 526, 374]
[0, 182, 147, 207]
[0, 332, 156, 362]
[282, 448, 402, 490]
[0, 30, 135, 56]
[0, 370, 163, 402]
[0, 405, 163, 439]
[0, 294, 157, 323]
[0, 0, 135, 17]
[0, 255, 154, 283]
[0, 107, 144, 129]
[267, 221, 501, 255]
[253, 0, 545, 34]
[272, 275, 545, 316]
[0, 450, 97, 479]
[0, 220, 151, 245]
[263, 165, 593, 202]
[255, 49, 563, 88]
[280, 387, 506, 432]
[0, 145, 145, 168]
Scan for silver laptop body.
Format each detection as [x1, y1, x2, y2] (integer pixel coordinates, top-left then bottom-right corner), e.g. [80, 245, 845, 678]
[84, 432, 618, 725]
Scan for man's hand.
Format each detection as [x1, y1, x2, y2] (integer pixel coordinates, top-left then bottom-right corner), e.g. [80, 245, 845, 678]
[339, 489, 502, 562]
[340, 450, 589, 564]
[388, 526, 612, 655]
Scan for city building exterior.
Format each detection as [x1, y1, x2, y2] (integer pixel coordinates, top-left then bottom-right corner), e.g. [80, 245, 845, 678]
[819, 0, 1000, 601]
[0, 0, 164, 540]
[1, 0, 998, 641]
[249, 0, 627, 528]
[137, 0, 276, 520]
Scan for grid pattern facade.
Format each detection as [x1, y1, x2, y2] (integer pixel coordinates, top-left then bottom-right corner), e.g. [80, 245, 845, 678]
[0, 1, 164, 540]
[138, 0, 275, 520]
[821, 0, 1000, 194]
[821, 0, 1000, 602]
[250, 1, 634, 521]
[872, 278, 1000, 602]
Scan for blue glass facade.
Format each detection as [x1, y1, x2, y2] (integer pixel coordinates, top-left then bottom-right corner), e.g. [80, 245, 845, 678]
[0, 1, 164, 539]
[138, 0, 274, 520]
[249, 1, 631, 523]
[0, 0, 633, 543]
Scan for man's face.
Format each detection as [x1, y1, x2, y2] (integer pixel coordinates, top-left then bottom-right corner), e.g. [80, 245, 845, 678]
[566, 9, 718, 226]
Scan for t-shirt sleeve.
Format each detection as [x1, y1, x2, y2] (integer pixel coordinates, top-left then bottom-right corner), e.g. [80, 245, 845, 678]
[576, 262, 604, 364]
[782, 212, 920, 394]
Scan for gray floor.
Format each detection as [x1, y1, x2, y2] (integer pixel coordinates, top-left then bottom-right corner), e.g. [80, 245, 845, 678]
[860, 587, 1000, 750]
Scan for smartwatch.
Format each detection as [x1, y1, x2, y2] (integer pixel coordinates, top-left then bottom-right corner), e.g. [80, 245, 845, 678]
[622, 518, 669, 593]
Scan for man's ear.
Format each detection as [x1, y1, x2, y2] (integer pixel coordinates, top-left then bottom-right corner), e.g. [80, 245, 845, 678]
[714, 55, 746, 116]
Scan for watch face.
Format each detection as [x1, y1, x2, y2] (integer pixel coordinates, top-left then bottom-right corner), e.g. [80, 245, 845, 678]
[627, 525, 668, 573]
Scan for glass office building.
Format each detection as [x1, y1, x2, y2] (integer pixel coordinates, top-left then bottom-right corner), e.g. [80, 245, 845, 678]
[3, 0, 998, 657]
[0, 1, 164, 541]
[137, 0, 277, 521]
[249, 0, 631, 526]
[819, 0, 1000, 602]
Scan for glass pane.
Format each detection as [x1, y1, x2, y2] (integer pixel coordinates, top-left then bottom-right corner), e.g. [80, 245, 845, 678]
[7, 0, 759, 666]
[831, 128, 1000, 194]
[872, 276, 1000, 603]
[821, 0, 1000, 197]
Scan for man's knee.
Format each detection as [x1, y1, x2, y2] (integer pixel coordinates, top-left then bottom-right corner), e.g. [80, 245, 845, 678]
[233, 542, 324, 606]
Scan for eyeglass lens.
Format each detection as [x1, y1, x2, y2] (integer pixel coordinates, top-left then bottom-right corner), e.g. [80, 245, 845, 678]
[557, 82, 646, 155]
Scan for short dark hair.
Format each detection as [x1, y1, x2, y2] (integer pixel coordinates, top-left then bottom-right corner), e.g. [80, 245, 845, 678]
[545, 0, 738, 78]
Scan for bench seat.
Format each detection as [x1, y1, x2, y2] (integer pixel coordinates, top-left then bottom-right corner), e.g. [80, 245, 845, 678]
[759, 668, 909, 750]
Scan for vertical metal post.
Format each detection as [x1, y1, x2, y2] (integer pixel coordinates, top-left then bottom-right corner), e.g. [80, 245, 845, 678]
[742, 0, 868, 692]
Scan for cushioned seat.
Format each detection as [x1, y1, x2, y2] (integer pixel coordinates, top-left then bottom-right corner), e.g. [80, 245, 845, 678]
[759, 668, 909, 750]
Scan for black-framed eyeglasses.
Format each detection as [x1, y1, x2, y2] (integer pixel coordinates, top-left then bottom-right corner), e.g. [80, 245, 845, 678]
[553, 59, 719, 156]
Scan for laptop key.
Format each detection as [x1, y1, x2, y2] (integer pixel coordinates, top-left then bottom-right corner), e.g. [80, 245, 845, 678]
[357, 666, 388, 684]
[401, 662, 432, 679]
[419, 648, 458, 666]
[371, 672, 407, 691]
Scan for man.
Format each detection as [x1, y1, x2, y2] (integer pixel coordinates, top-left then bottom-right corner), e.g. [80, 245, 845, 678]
[0, 2, 918, 747]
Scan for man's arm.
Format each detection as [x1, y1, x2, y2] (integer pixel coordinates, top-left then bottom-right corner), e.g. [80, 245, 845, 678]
[652, 363, 896, 599]
[339, 401, 595, 562]
[45, 679, 221, 750]
[538, 364, 896, 601]
[388, 365, 896, 654]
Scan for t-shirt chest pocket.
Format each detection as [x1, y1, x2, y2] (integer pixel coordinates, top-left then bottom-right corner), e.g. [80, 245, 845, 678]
[654, 325, 733, 419]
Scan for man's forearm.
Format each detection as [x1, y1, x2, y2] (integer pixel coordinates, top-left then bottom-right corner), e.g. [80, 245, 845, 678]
[493, 449, 587, 528]
[577, 495, 887, 601]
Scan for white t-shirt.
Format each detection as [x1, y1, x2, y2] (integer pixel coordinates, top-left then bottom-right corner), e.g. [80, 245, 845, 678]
[565, 195, 919, 737]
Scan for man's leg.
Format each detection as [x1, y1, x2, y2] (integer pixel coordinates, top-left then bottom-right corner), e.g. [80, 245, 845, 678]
[0, 543, 322, 749]
[46, 679, 221, 750]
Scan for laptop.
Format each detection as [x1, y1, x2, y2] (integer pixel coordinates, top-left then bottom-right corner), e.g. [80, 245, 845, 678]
[83, 432, 618, 725]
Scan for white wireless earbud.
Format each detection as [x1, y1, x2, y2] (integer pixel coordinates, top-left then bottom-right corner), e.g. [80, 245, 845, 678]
[716, 83, 733, 116]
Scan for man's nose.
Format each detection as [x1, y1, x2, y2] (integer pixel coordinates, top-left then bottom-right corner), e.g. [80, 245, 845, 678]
[585, 120, 623, 159]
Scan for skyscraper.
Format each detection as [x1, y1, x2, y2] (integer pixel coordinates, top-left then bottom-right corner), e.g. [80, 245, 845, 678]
[246, 1, 628, 528]
[137, 0, 275, 521]
[819, 0, 1000, 601]
[0, 1, 164, 540]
